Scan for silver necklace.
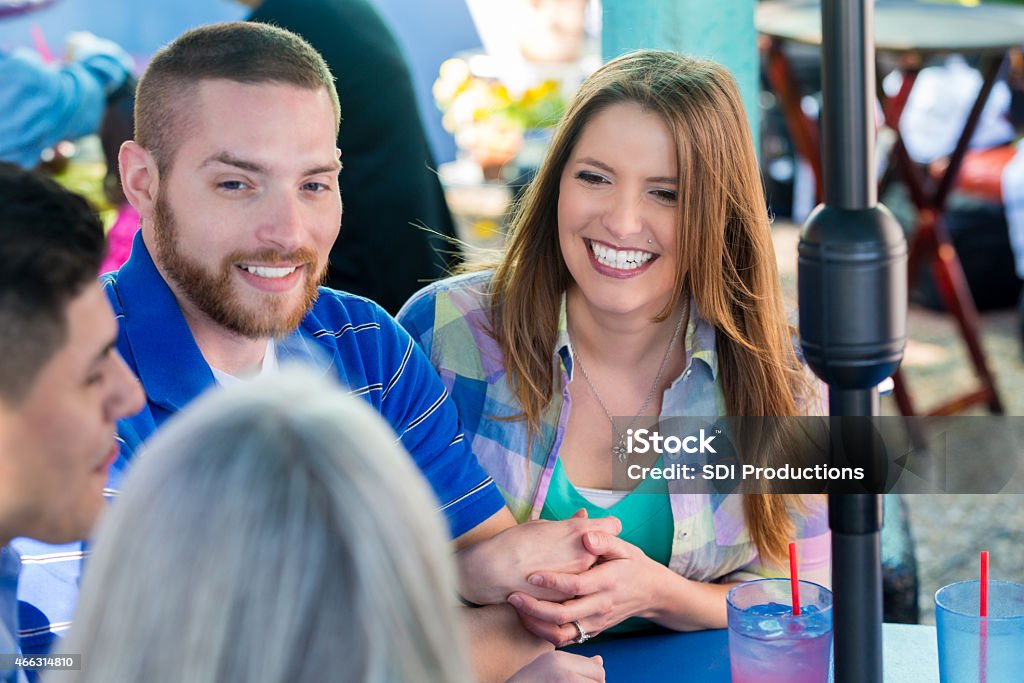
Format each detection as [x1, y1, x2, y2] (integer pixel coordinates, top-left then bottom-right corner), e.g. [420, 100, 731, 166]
[569, 311, 686, 463]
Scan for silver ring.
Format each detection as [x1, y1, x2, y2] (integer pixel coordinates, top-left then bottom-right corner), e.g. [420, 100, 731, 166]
[572, 620, 590, 644]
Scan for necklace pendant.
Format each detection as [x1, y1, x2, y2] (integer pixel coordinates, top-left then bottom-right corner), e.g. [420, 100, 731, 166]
[612, 440, 628, 463]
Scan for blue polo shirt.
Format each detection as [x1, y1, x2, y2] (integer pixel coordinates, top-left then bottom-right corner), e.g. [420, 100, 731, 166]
[11, 232, 504, 656]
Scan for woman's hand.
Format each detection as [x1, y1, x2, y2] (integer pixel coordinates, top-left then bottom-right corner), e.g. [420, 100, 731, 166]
[506, 531, 670, 646]
[506, 651, 605, 683]
[458, 509, 623, 605]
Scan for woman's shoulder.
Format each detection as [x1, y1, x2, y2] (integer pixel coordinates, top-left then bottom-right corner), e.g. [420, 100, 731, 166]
[398, 271, 499, 367]
[399, 270, 493, 323]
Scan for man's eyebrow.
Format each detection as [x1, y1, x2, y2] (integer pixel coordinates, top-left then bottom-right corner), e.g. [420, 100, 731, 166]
[304, 161, 343, 176]
[200, 152, 267, 173]
[199, 153, 341, 177]
[89, 339, 118, 368]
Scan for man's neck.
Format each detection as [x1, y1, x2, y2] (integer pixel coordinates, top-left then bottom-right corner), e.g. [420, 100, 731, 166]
[141, 232, 274, 376]
[181, 308, 270, 377]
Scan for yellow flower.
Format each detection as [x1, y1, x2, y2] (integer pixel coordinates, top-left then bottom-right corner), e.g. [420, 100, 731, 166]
[434, 61, 566, 166]
[432, 58, 472, 107]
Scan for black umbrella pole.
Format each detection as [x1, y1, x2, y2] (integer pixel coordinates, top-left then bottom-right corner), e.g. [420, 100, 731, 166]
[821, 0, 875, 209]
[818, 2, 887, 677]
[802, 206, 901, 683]
[829, 389, 883, 683]
[830, 493, 884, 682]
[799, 1, 907, 682]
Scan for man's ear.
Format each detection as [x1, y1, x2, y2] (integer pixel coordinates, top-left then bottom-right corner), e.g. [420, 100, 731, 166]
[119, 141, 160, 219]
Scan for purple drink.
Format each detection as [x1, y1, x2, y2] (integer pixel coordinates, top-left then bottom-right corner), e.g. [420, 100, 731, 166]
[727, 579, 833, 683]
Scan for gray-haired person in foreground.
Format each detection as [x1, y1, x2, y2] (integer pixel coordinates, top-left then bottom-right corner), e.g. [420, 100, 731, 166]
[55, 368, 603, 683]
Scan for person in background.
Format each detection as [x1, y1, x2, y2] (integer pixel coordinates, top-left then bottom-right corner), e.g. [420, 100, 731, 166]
[235, 0, 461, 315]
[14, 23, 616, 682]
[0, 163, 143, 682]
[0, 0, 136, 274]
[0, 22, 133, 169]
[95, 67, 138, 274]
[400, 49, 830, 646]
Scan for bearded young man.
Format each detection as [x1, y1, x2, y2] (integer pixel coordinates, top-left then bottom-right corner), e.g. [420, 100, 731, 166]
[14, 23, 617, 682]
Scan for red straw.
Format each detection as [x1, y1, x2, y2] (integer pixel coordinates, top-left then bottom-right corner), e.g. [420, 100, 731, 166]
[980, 550, 990, 683]
[789, 541, 801, 616]
[980, 551, 990, 616]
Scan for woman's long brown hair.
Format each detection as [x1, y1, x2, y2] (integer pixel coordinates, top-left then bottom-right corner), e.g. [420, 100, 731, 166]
[488, 50, 815, 568]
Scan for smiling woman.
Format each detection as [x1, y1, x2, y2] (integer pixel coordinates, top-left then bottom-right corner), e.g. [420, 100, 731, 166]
[557, 102, 679, 319]
[398, 49, 830, 646]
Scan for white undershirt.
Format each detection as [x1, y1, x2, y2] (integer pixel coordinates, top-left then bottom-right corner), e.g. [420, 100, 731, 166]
[574, 485, 629, 508]
[210, 339, 278, 386]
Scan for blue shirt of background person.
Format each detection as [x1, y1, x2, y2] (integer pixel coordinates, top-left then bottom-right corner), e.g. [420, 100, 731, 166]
[0, 33, 132, 168]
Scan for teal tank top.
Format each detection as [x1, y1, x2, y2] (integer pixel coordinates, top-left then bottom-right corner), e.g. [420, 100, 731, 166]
[539, 456, 673, 634]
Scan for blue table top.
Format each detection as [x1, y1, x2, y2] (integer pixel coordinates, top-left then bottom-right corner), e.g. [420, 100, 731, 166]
[571, 623, 938, 682]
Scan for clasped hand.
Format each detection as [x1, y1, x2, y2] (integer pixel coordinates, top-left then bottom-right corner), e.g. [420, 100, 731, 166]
[458, 509, 623, 605]
[507, 529, 665, 647]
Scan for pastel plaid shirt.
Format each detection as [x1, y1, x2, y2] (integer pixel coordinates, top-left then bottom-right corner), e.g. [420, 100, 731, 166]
[399, 271, 831, 586]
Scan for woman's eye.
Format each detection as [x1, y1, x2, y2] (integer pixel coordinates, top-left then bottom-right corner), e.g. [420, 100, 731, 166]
[576, 171, 607, 185]
[652, 188, 677, 203]
[218, 180, 247, 191]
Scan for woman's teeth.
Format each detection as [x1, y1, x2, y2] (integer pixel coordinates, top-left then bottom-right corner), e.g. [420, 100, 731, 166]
[589, 242, 655, 270]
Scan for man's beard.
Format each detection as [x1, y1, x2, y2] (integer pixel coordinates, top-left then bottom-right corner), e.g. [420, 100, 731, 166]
[152, 194, 325, 339]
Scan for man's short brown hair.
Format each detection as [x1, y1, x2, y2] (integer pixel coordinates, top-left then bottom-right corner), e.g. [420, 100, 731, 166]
[135, 22, 340, 173]
[0, 164, 107, 404]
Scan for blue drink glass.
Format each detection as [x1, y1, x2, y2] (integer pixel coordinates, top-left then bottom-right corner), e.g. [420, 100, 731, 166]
[935, 580, 1024, 683]
[727, 578, 833, 683]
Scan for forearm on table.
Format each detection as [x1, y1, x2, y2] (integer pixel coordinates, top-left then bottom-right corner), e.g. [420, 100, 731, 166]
[463, 604, 554, 683]
[454, 507, 518, 605]
[457, 546, 498, 606]
[642, 564, 737, 631]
